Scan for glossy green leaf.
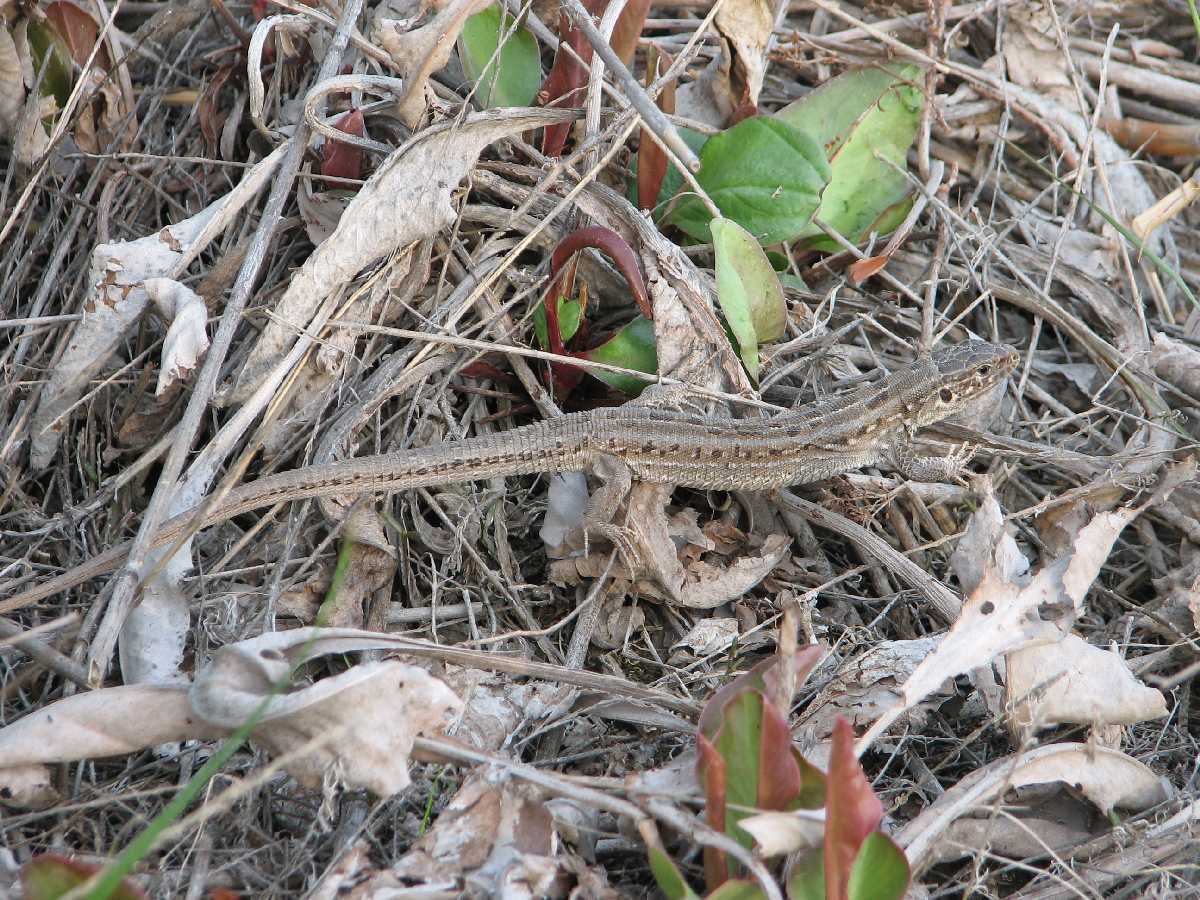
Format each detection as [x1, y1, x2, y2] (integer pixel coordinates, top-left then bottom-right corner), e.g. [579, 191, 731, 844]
[582, 315, 657, 396]
[669, 118, 830, 245]
[533, 296, 582, 349]
[776, 65, 923, 250]
[846, 832, 909, 900]
[459, 4, 541, 109]
[712, 217, 786, 380]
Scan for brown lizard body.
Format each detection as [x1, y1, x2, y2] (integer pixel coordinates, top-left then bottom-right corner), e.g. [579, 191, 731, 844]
[2, 340, 1018, 611]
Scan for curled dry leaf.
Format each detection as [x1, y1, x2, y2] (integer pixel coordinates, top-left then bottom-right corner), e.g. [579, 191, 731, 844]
[714, 0, 775, 116]
[224, 107, 575, 406]
[672, 617, 740, 657]
[948, 480, 1029, 598]
[374, 0, 491, 128]
[999, 8, 1075, 106]
[677, 532, 792, 609]
[0, 629, 462, 800]
[796, 637, 946, 746]
[190, 629, 461, 796]
[738, 809, 826, 858]
[28, 144, 286, 469]
[143, 277, 210, 396]
[0, 763, 59, 811]
[899, 742, 1169, 872]
[1005, 633, 1168, 737]
[858, 504, 1141, 751]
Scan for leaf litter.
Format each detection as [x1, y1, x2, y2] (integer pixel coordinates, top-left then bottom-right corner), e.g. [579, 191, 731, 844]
[1, 0, 1199, 897]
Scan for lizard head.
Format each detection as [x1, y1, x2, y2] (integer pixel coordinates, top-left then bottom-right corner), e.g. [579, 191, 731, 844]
[909, 340, 1019, 427]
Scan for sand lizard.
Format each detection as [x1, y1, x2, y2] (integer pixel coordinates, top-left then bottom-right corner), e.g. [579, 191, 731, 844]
[1, 340, 1018, 612]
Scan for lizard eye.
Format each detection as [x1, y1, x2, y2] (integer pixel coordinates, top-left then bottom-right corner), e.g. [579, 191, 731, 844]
[977, 364, 991, 376]
[939, 387, 954, 403]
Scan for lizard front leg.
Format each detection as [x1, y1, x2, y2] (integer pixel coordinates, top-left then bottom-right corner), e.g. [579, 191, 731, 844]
[885, 436, 976, 483]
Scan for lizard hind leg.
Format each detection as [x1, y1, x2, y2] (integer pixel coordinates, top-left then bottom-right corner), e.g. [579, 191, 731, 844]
[577, 453, 642, 572]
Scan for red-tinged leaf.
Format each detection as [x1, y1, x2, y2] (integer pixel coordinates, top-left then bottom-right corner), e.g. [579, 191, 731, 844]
[846, 832, 909, 900]
[758, 697, 802, 811]
[638, 44, 675, 211]
[251, 0, 269, 20]
[698, 648, 825, 741]
[322, 108, 366, 181]
[549, 225, 651, 320]
[847, 254, 889, 285]
[22, 854, 147, 900]
[44, 1, 100, 68]
[209, 890, 242, 900]
[824, 718, 883, 900]
[609, 0, 651, 67]
[698, 732, 730, 891]
[458, 360, 515, 383]
[538, 2, 604, 156]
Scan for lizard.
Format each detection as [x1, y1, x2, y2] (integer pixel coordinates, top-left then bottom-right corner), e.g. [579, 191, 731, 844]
[1, 339, 1018, 612]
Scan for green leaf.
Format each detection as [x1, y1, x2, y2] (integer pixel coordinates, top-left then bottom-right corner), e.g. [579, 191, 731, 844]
[776, 65, 923, 250]
[709, 880, 771, 900]
[459, 4, 541, 109]
[22, 854, 147, 900]
[847, 832, 910, 900]
[668, 118, 830, 245]
[647, 844, 702, 900]
[582, 315, 658, 396]
[533, 295, 582, 349]
[712, 217, 786, 380]
[25, 20, 75, 109]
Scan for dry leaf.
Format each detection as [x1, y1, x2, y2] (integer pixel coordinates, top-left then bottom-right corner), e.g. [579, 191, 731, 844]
[949, 482, 1029, 597]
[0, 25, 24, 132]
[677, 533, 792, 609]
[0, 629, 462, 799]
[0, 764, 59, 811]
[373, 0, 491, 127]
[1000, 9, 1075, 106]
[359, 775, 559, 896]
[223, 108, 574, 407]
[144, 278, 210, 396]
[27, 145, 285, 468]
[672, 617, 740, 656]
[738, 809, 826, 857]
[1006, 633, 1168, 736]
[714, 0, 774, 115]
[797, 637, 946, 743]
[190, 629, 461, 795]
[900, 742, 1170, 870]
[1151, 331, 1200, 400]
[859, 505, 1140, 750]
